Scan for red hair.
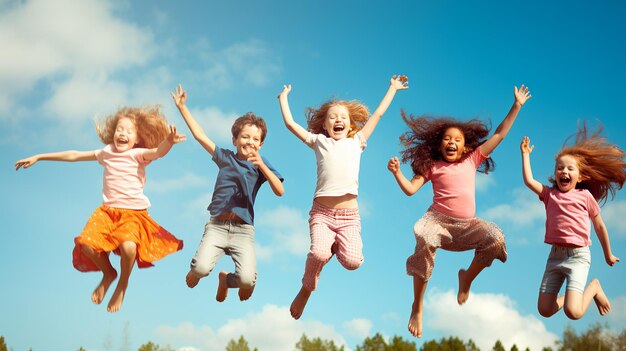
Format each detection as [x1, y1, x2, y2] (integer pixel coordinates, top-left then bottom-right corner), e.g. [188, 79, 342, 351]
[96, 105, 169, 149]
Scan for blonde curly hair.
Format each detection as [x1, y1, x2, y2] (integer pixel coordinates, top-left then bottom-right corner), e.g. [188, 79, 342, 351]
[306, 99, 370, 138]
[96, 105, 170, 149]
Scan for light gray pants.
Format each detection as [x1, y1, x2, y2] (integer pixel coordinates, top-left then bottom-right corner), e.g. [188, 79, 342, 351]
[189, 219, 256, 289]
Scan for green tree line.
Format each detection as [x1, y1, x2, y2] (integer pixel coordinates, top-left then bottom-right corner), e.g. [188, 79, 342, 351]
[2, 323, 626, 351]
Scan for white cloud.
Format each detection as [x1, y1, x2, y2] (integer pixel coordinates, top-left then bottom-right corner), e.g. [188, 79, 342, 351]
[200, 39, 281, 89]
[156, 305, 349, 351]
[342, 318, 372, 340]
[601, 200, 626, 237]
[427, 289, 558, 351]
[476, 172, 495, 192]
[255, 206, 310, 260]
[0, 0, 155, 117]
[146, 172, 211, 194]
[482, 187, 545, 227]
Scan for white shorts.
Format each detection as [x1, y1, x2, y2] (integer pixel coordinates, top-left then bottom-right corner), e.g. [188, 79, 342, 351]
[539, 245, 590, 294]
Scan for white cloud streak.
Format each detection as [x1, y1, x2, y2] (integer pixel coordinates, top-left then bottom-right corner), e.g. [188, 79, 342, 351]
[427, 289, 559, 351]
[255, 206, 310, 260]
[156, 305, 349, 351]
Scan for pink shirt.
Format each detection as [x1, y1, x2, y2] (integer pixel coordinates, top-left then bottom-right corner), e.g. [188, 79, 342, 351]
[540, 186, 600, 247]
[305, 131, 366, 198]
[95, 144, 151, 209]
[424, 148, 488, 219]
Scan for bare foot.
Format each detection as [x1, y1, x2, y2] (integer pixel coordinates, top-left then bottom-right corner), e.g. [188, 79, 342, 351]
[92, 270, 117, 305]
[216, 272, 229, 302]
[186, 270, 200, 288]
[107, 283, 127, 313]
[408, 302, 423, 338]
[457, 269, 471, 305]
[290, 287, 312, 320]
[239, 285, 255, 301]
[592, 279, 611, 315]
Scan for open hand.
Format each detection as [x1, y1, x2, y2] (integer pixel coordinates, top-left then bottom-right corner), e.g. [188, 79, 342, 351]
[278, 84, 292, 99]
[391, 75, 409, 90]
[514, 85, 532, 106]
[15, 156, 38, 171]
[167, 125, 186, 144]
[520, 136, 534, 154]
[171, 84, 187, 107]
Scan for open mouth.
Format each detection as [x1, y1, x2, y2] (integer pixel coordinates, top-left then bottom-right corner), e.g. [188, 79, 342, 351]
[445, 145, 457, 156]
[333, 124, 345, 132]
[558, 177, 571, 187]
[116, 138, 129, 145]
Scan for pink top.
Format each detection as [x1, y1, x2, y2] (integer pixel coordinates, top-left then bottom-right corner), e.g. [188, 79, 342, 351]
[424, 148, 489, 219]
[539, 186, 600, 247]
[95, 144, 151, 209]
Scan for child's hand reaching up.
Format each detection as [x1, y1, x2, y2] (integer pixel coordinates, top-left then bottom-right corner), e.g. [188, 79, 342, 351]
[520, 136, 534, 155]
[514, 85, 532, 106]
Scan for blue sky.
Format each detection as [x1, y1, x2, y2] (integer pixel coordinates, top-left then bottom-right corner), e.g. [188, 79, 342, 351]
[2, 0, 626, 350]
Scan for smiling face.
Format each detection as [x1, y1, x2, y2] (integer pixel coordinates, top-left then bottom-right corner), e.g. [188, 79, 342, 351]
[323, 104, 351, 140]
[439, 127, 466, 163]
[112, 117, 139, 152]
[233, 124, 264, 159]
[554, 154, 584, 193]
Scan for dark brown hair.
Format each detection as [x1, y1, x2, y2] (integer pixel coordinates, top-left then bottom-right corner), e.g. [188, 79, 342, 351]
[232, 112, 268, 141]
[399, 110, 495, 177]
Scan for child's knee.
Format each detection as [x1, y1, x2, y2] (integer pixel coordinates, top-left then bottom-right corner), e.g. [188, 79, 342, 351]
[339, 256, 363, 271]
[563, 304, 583, 320]
[189, 258, 213, 277]
[237, 272, 256, 289]
[308, 249, 332, 264]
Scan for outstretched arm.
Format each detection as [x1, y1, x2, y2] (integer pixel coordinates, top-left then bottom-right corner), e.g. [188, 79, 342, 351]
[592, 213, 620, 266]
[387, 156, 426, 196]
[15, 150, 97, 170]
[360, 75, 409, 140]
[247, 150, 285, 197]
[143, 125, 186, 161]
[520, 136, 542, 195]
[278, 84, 309, 142]
[172, 84, 216, 156]
[480, 85, 532, 155]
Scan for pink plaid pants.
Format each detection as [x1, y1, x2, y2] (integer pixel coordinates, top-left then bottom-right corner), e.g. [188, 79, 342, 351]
[300, 201, 363, 291]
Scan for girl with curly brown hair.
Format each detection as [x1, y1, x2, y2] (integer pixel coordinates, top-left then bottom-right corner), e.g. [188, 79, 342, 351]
[15, 106, 185, 313]
[388, 85, 531, 337]
[521, 123, 625, 321]
[278, 75, 409, 320]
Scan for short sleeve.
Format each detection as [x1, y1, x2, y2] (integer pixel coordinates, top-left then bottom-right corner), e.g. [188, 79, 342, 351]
[305, 132, 318, 148]
[212, 146, 226, 167]
[539, 185, 551, 203]
[354, 131, 367, 150]
[586, 191, 601, 218]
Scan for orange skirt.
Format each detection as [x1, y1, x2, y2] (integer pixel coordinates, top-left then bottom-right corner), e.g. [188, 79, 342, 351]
[72, 205, 183, 272]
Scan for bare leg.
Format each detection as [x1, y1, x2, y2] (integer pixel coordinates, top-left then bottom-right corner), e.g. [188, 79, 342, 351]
[408, 276, 427, 338]
[537, 292, 564, 318]
[107, 241, 136, 313]
[186, 270, 201, 288]
[80, 244, 118, 305]
[238, 285, 255, 301]
[457, 256, 488, 305]
[564, 278, 610, 320]
[290, 286, 312, 320]
[216, 271, 229, 302]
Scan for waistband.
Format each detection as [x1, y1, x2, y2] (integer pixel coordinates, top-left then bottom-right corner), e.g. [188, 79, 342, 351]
[211, 212, 247, 224]
[550, 244, 590, 256]
[311, 201, 359, 214]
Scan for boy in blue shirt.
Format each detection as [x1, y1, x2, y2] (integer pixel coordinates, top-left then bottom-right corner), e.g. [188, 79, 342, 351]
[172, 84, 284, 301]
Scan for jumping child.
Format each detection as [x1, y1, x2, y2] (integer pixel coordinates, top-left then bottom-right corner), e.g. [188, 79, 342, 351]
[520, 123, 624, 319]
[172, 84, 284, 302]
[278, 75, 409, 319]
[387, 85, 531, 337]
[15, 105, 185, 312]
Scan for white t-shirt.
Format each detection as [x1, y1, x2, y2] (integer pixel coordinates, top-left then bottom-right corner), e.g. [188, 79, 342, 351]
[305, 131, 367, 198]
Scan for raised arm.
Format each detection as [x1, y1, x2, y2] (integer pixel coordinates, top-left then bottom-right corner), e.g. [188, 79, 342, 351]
[171, 84, 216, 156]
[360, 75, 409, 140]
[480, 85, 532, 155]
[143, 125, 186, 161]
[277, 84, 309, 142]
[591, 213, 620, 266]
[387, 156, 426, 196]
[15, 150, 97, 171]
[520, 136, 542, 195]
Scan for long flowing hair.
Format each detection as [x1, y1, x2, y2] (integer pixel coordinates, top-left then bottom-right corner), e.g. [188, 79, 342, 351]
[306, 99, 369, 138]
[399, 110, 495, 177]
[550, 122, 626, 205]
[96, 105, 170, 149]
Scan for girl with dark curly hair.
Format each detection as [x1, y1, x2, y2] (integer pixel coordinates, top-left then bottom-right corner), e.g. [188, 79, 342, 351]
[388, 85, 531, 338]
[521, 123, 625, 321]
